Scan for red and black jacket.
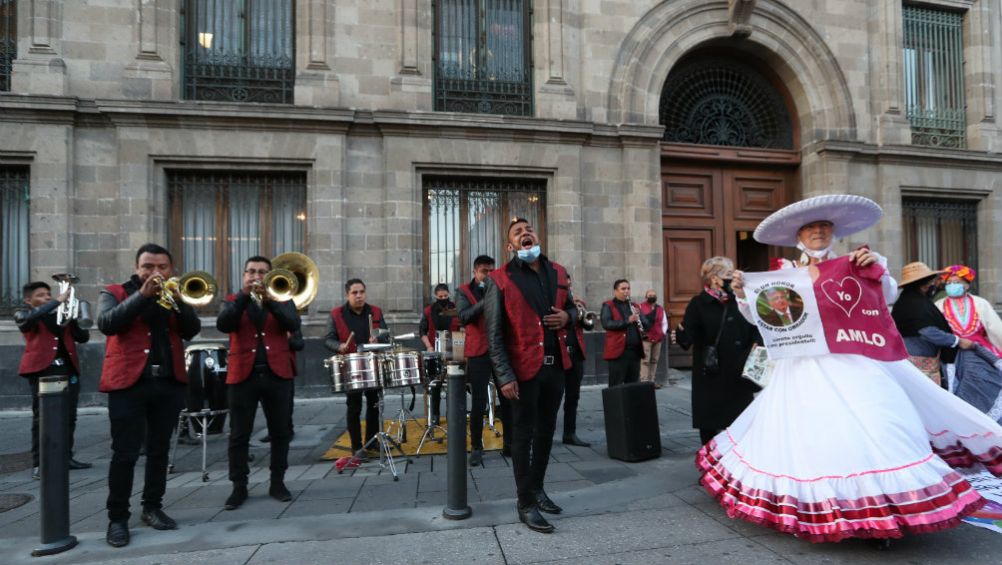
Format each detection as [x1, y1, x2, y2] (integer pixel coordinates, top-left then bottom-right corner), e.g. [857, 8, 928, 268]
[457, 283, 488, 358]
[216, 293, 300, 384]
[327, 304, 385, 354]
[16, 300, 88, 376]
[602, 300, 646, 361]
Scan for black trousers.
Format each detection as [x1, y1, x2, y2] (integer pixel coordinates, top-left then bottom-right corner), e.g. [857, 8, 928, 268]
[510, 364, 565, 507]
[106, 376, 184, 521]
[467, 354, 491, 450]
[700, 429, 721, 445]
[562, 351, 584, 437]
[346, 389, 380, 451]
[29, 373, 79, 467]
[493, 375, 513, 452]
[607, 348, 641, 387]
[227, 369, 294, 484]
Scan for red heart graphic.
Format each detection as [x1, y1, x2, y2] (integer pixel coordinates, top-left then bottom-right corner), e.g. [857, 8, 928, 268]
[821, 277, 862, 317]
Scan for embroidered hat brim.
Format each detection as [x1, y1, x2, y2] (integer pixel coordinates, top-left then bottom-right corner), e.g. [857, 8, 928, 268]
[753, 194, 884, 247]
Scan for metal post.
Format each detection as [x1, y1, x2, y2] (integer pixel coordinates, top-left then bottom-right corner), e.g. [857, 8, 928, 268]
[442, 363, 471, 520]
[32, 376, 77, 557]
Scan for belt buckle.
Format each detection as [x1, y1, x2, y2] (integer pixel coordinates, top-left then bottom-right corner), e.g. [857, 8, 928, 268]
[542, 355, 555, 366]
[52, 358, 65, 367]
[150, 364, 163, 378]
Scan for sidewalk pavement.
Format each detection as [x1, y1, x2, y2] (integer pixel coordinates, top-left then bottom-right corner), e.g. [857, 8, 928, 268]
[1, 369, 999, 564]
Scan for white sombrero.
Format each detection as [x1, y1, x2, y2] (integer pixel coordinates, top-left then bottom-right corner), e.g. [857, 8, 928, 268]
[753, 194, 883, 247]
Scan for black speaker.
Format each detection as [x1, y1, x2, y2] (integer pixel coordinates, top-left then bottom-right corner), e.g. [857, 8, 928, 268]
[602, 382, 661, 462]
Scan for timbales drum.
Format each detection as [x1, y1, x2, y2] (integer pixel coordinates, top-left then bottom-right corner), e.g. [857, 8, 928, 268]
[382, 351, 424, 389]
[325, 352, 382, 393]
[422, 352, 445, 381]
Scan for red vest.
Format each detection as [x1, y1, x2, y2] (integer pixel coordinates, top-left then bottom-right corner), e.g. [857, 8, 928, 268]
[330, 304, 384, 354]
[18, 317, 81, 376]
[640, 302, 666, 344]
[223, 294, 295, 384]
[603, 300, 645, 360]
[458, 284, 488, 357]
[423, 303, 461, 345]
[490, 262, 572, 381]
[99, 284, 188, 392]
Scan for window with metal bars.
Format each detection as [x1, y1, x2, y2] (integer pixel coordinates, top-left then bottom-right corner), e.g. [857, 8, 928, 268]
[902, 198, 977, 286]
[180, 0, 295, 104]
[1, 166, 29, 310]
[433, 0, 533, 116]
[424, 177, 545, 294]
[0, 0, 15, 92]
[903, 5, 966, 149]
[167, 171, 307, 298]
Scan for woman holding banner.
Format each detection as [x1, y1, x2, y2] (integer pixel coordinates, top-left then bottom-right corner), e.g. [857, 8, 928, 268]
[696, 194, 1002, 545]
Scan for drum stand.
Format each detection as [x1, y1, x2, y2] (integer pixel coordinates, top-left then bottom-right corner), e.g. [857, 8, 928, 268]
[168, 408, 229, 482]
[385, 388, 422, 444]
[416, 378, 448, 454]
[354, 389, 410, 480]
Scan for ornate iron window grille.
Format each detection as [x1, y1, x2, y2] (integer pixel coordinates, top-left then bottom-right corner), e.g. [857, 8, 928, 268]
[181, 0, 295, 104]
[903, 6, 966, 149]
[1, 0, 15, 92]
[659, 57, 793, 149]
[424, 177, 545, 293]
[167, 170, 307, 299]
[433, 0, 533, 116]
[1, 166, 30, 310]
[902, 198, 978, 289]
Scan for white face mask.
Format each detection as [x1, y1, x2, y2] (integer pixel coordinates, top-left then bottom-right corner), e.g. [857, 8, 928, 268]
[516, 245, 541, 263]
[796, 241, 832, 260]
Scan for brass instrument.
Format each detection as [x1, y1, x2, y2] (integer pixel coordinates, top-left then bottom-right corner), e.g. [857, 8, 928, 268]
[575, 302, 598, 331]
[260, 268, 299, 303]
[271, 252, 319, 310]
[52, 273, 93, 329]
[156, 271, 218, 311]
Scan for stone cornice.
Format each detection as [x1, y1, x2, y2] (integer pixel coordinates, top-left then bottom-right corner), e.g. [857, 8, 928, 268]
[0, 95, 664, 147]
[808, 139, 1002, 171]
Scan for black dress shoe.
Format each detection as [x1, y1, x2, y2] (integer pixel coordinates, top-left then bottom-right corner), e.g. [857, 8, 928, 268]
[224, 484, 248, 510]
[260, 434, 272, 443]
[141, 508, 178, 530]
[468, 449, 483, 467]
[68, 458, 93, 470]
[562, 434, 591, 447]
[269, 480, 292, 502]
[534, 490, 562, 514]
[106, 520, 130, 547]
[517, 504, 554, 533]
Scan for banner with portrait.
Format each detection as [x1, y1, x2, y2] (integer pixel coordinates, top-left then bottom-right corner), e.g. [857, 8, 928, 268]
[743, 256, 908, 362]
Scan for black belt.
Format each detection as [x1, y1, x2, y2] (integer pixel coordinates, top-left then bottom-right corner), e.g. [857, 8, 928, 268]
[252, 364, 271, 374]
[145, 364, 169, 378]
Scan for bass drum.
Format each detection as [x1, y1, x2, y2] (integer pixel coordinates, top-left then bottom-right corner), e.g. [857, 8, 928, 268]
[183, 344, 229, 433]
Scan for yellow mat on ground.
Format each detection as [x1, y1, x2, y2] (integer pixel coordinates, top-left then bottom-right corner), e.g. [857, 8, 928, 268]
[321, 418, 505, 459]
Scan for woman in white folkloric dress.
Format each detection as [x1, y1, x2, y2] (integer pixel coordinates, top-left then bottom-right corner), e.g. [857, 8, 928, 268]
[696, 194, 1002, 544]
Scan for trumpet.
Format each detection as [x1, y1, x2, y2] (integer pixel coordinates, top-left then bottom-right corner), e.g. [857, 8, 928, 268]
[155, 271, 218, 311]
[575, 301, 598, 331]
[251, 267, 299, 305]
[52, 273, 93, 329]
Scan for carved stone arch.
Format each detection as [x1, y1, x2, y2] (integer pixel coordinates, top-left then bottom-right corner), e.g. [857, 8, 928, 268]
[607, 0, 857, 145]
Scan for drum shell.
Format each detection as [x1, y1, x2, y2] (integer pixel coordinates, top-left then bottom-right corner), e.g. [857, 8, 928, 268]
[382, 352, 425, 389]
[328, 353, 381, 393]
[422, 352, 445, 381]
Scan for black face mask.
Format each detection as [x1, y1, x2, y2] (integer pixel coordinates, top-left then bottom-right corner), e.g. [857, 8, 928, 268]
[924, 285, 939, 299]
[646, 296, 657, 304]
[436, 298, 450, 307]
[722, 279, 733, 294]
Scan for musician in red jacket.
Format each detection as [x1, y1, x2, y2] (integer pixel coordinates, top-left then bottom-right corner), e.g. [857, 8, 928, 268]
[16, 281, 92, 479]
[484, 218, 577, 534]
[419, 282, 460, 425]
[600, 279, 645, 386]
[216, 255, 301, 511]
[456, 255, 500, 466]
[324, 279, 389, 456]
[97, 243, 201, 548]
[561, 274, 590, 447]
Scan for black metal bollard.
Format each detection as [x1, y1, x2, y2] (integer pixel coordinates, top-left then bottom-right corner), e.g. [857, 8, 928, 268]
[32, 376, 77, 557]
[442, 363, 472, 520]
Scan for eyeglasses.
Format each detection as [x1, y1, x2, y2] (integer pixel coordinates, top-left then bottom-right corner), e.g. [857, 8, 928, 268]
[244, 269, 270, 276]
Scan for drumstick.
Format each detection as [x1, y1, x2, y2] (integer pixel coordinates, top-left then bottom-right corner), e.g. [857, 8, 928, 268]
[344, 331, 355, 349]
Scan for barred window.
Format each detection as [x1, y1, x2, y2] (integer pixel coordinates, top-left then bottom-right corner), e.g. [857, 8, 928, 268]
[1, 0, 15, 92]
[903, 198, 977, 284]
[434, 0, 532, 116]
[903, 5, 966, 149]
[424, 177, 545, 293]
[181, 0, 294, 104]
[167, 171, 307, 297]
[1, 167, 29, 309]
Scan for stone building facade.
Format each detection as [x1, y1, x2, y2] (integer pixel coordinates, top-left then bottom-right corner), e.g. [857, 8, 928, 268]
[1, 0, 1000, 406]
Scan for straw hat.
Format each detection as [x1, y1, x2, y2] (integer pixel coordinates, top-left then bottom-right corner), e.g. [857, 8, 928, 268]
[899, 262, 943, 287]
[753, 194, 883, 247]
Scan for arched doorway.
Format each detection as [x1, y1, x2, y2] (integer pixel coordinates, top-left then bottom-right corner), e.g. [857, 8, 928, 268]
[660, 52, 800, 324]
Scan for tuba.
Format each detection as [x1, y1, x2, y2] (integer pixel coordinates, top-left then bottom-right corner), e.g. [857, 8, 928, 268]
[52, 273, 93, 329]
[269, 252, 319, 310]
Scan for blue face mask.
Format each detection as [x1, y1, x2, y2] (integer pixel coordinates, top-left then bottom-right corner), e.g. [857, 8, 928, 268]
[477, 280, 485, 289]
[516, 245, 541, 263]
[945, 282, 966, 298]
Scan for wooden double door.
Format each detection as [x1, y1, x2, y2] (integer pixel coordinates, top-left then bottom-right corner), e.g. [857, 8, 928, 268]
[662, 162, 794, 324]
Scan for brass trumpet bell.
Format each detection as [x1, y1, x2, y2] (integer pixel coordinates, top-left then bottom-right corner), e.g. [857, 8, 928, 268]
[178, 271, 217, 307]
[271, 252, 319, 310]
[262, 268, 299, 303]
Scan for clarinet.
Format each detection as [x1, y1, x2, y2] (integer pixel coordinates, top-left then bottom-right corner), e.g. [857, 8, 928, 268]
[629, 300, 647, 339]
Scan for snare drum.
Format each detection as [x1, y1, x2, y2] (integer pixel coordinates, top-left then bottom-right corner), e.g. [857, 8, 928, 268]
[382, 352, 425, 389]
[422, 352, 445, 381]
[326, 352, 382, 393]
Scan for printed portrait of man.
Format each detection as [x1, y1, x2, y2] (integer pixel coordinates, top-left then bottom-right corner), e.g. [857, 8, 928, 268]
[756, 287, 805, 328]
